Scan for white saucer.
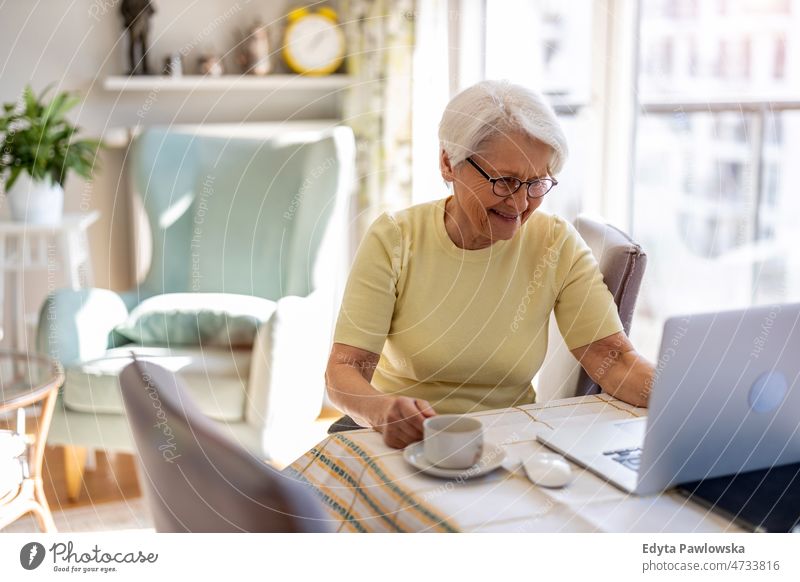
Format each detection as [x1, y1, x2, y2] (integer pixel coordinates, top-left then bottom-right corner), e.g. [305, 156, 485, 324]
[403, 441, 507, 479]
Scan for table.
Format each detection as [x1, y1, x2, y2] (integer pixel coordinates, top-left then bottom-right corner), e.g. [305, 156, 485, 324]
[0, 351, 65, 532]
[0, 211, 99, 351]
[285, 394, 745, 533]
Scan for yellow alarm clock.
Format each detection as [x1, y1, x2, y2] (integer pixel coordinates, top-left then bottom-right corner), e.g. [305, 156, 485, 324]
[283, 7, 345, 76]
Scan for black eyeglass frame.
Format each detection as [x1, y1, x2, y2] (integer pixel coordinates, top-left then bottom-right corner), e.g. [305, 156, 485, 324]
[465, 157, 558, 199]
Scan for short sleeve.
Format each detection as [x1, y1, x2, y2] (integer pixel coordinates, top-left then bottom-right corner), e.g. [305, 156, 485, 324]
[332, 213, 401, 355]
[552, 219, 625, 350]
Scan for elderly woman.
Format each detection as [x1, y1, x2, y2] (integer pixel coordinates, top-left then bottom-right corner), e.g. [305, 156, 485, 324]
[326, 80, 655, 449]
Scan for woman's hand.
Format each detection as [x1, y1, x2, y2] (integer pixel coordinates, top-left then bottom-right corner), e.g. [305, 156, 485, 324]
[372, 396, 436, 449]
[325, 343, 437, 448]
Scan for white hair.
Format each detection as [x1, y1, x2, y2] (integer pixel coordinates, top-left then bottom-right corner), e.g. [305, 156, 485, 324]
[438, 80, 568, 175]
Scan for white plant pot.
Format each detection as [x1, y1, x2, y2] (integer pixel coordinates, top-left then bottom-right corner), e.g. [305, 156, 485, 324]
[6, 173, 64, 224]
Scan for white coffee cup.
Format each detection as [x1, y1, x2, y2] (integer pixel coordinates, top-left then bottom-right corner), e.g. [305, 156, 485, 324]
[423, 415, 484, 469]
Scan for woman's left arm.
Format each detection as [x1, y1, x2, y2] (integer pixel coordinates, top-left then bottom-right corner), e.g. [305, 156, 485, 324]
[570, 331, 655, 408]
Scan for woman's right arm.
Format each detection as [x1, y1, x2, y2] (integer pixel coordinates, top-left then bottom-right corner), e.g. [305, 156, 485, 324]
[325, 342, 435, 449]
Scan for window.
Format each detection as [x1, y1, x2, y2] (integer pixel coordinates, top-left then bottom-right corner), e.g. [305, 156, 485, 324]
[630, 0, 800, 358]
[484, 0, 594, 221]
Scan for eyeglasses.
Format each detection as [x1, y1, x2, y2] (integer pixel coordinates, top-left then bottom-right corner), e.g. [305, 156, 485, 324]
[466, 157, 558, 199]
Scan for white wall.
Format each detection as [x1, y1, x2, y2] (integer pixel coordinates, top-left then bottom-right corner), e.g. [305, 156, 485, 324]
[0, 0, 341, 348]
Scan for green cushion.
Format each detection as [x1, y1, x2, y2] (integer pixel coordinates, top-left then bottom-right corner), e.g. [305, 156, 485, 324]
[114, 293, 277, 348]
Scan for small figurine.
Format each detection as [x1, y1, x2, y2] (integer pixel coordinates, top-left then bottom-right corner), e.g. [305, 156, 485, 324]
[237, 22, 271, 76]
[162, 52, 183, 77]
[198, 54, 224, 77]
[120, 0, 156, 75]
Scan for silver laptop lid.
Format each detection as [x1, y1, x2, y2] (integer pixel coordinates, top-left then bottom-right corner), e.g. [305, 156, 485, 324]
[636, 303, 800, 495]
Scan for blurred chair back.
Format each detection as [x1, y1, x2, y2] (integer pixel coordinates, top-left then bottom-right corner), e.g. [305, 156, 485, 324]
[537, 215, 647, 401]
[120, 358, 332, 532]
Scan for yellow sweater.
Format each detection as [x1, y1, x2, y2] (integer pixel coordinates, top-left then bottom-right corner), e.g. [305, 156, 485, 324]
[333, 196, 624, 414]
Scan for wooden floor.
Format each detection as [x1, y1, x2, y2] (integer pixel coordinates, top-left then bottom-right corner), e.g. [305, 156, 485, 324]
[42, 445, 143, 511]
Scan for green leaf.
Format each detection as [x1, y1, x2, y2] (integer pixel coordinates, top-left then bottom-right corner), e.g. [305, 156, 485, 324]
[42, 92, 67, 125]
[43, 92, 79, 126]
[50, 126, 76, 144]
[5, 166, 23, 191]
[23, 86, 37, 115]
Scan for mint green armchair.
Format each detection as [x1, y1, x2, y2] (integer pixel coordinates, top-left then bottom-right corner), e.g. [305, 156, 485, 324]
[37, 123, 355, 497]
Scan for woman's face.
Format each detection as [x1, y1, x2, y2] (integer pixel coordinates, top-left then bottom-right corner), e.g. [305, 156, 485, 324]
[442, 131, 554, 248]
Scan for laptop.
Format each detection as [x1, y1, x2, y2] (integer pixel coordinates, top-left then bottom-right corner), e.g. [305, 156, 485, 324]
[537, 303, 800, 496]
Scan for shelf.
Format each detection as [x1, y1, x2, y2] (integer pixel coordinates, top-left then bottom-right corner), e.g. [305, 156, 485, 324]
[103, 74, 353, 92]
[101, 121, 347, 149]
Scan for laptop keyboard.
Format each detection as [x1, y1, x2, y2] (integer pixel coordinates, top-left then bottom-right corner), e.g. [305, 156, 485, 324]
[603, 447, 643, 471]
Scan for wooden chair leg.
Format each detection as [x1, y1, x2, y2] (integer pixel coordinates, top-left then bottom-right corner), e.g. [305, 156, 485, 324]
[30, 505, 57, 533]
[32, 479, 57, 532]
[63, 445, 87, 502]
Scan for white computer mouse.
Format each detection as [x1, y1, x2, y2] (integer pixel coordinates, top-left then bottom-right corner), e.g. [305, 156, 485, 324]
[523, 452, 574, 488]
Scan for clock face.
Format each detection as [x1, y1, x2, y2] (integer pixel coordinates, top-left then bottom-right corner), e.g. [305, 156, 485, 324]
[285, 15, 345, 73]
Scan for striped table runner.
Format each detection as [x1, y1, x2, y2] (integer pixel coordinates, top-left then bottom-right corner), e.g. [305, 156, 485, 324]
[284, 395, 743, 533]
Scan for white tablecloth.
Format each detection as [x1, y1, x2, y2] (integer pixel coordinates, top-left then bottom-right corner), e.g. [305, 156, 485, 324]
[285, 394, 744, 533]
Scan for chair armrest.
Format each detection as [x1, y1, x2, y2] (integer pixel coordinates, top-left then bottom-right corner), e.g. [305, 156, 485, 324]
[36, 288, 129, 367]
[246, 289, 336, 434]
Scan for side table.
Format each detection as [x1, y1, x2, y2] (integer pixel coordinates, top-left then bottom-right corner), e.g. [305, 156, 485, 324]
[0, 350, 64, 532]
[0, 211, 99, 351]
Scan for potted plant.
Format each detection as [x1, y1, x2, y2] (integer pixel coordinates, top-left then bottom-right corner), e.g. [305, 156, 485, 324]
[0, 85, 102, 224]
